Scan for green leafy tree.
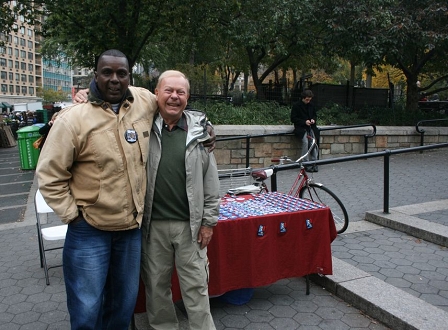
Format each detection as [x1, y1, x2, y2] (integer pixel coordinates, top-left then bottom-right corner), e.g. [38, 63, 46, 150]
[383, 1, 448, 111]
[318, 0, 394, 87]
[40, 0, 168, 72]
[1, 0, 43, 42]
[37, 87, 69, 103]
[220, 0, 319, 99]
[319, 0, 448, 111]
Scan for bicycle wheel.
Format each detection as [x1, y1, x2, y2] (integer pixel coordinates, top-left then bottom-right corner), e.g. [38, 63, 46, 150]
[299, 183, 349, 234]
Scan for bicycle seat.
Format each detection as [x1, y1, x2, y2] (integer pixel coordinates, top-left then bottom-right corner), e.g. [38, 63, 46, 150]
[251, 169, 274, 180]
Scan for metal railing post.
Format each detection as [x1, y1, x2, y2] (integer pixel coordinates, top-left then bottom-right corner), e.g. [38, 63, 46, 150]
[245, 135, 250, 168]
[383, 150, 391, 214]
[318, 124, 376, 154]
[416, 119, 448, 149]
[271, 170, 278, 192]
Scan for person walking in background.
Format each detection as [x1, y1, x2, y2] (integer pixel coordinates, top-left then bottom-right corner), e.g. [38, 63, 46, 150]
[291, 89, 319, 172]
[140, 70, 220, 330]
[37, 112, 59, 150]
[37, 49, 158, 330]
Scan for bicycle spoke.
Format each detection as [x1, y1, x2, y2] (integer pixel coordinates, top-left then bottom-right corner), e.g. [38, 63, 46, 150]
[299, 183, 349, 234]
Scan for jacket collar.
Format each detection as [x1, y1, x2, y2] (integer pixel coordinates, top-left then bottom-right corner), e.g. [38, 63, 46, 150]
[88, 80, 134, 109]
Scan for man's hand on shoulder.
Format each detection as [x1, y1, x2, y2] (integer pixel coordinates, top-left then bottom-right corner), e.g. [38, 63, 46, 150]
[204, 124, 216, 152]
[73, 89, 90, 104]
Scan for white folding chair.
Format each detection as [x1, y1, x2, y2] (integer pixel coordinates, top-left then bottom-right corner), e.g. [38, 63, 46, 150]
[34, 189, 67, 285]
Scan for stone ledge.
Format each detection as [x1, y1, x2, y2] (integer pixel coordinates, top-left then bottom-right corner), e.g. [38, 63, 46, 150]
[215, 125, 448, 137]
[312, 257, 448, 330]
[214, 125, 448, 167]
[365, 201, 448, 247]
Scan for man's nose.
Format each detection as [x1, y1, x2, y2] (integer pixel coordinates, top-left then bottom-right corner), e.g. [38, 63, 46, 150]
[110, 73, 119, 82]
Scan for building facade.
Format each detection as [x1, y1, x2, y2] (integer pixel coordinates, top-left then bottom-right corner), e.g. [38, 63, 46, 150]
[0, 2, 43, 111]
[43, 58, 73, 100]
[1, 2, 74, 113]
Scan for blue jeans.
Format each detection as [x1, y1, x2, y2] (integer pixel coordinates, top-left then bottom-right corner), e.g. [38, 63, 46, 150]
[63, 218, 141, 330]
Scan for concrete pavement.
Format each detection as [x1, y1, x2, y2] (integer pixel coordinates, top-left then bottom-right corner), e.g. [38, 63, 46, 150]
[1, 144, 448, 329]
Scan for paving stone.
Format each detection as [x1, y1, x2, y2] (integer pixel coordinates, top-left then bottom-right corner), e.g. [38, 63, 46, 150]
[2, 146, 448, 329]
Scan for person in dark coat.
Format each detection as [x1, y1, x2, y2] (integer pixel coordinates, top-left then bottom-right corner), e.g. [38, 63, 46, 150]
[290, 90, 319, 172]
[38, 112, 59, 150]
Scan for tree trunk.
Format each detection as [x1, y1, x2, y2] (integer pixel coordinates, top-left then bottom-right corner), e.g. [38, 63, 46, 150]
[405, 76, 419, 112]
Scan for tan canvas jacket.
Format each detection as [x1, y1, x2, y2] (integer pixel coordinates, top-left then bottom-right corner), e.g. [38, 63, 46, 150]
[37, 86, 157, 231]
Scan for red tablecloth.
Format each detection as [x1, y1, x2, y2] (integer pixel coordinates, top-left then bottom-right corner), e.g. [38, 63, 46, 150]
[135, 193, 337, 313]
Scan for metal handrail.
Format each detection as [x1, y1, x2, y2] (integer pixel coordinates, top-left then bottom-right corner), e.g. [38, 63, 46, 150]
[216, 123, 376, 167]
[416, 119, 448, 146]
[265, 143, 448, 214]
[319, 124, 376, 154]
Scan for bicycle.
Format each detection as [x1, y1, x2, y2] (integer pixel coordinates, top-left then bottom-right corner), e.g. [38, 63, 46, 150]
[251, 136, 349, 234]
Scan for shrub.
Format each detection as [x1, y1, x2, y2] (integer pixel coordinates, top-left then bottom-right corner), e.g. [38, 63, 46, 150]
[189, 100, 448, 126]
[190, 100, 291, 125]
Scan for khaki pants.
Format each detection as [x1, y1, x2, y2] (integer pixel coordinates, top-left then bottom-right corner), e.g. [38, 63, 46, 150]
[141, 220, 215, 330]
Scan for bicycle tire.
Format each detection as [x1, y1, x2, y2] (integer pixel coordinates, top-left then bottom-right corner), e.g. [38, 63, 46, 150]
[299, 183, 349, 234]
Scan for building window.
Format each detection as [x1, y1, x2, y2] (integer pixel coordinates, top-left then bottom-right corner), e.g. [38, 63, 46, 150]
[0, 58, 6, 67]
[20, 26, 25, 34]
[1, 84, 7, 93]
[14, 49, 19, 57]
[28, 52, 33, 60]
[0, 47, 4, 54]
[9, 72, 13, 80]
[29, 87, 34, 95]
[20, 50, 26, 58]
[1, 71, 6, 79]
[9, 85, 13, 93]
[15, 73, 20, 81]
[28, 29, 33, 37]
[15, 61, 19, 69]
[7, 47, 12, 55]
[21, 86, 27, 94]
[28, 75, 33, 82]
[8, 60, 13, 68]
[28, 64, 33, 71]
[20, 38, 25, 46]
[27, 40, 33, 48]
[21, 62, 26, 70]
[21, 74, 26, 82]
[13, 36, 18, 44]
[16, 85, 20, 93]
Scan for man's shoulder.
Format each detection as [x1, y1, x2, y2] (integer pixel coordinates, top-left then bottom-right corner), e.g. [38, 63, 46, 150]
[184, 108, 206, 118]
[58, 103, 91, 118]
[129, 86, 155, 98]
[128, 86, 157, 111]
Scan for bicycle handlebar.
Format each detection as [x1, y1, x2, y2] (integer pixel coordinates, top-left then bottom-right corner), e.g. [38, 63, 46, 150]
[273, 136, 317, 164]
[251, 136, 317, 182]
[295, 135, 317, 163]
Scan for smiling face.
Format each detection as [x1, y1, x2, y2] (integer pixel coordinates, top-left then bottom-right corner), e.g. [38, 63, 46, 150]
[94, 55, 130, 104]
[155, 74, 190, 125]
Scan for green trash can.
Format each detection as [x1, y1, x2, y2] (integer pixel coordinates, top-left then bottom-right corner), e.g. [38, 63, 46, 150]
[17, 126, 41, 170]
